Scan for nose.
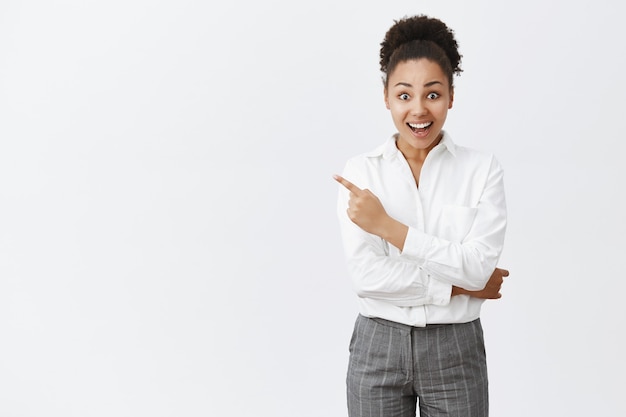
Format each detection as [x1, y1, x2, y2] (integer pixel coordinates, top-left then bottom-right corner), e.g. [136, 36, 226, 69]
[411, 99, 428, 116]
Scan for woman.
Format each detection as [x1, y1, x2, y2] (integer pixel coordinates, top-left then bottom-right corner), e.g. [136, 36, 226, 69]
[334, 15, 509, 417]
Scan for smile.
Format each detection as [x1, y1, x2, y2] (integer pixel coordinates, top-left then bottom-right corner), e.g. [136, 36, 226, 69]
[408, 122, 433, 131]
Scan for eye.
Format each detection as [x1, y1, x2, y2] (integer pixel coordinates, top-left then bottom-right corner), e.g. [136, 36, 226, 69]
[398, 93, 410, 101]
[427, 92, 440, 100]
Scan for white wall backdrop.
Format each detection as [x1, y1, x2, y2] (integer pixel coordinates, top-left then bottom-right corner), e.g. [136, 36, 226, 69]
[1, 1, 624, 416]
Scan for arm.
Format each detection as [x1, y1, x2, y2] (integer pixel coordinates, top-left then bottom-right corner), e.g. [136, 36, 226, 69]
[335, 174, 451, 308]
[335, 155, 507, 293]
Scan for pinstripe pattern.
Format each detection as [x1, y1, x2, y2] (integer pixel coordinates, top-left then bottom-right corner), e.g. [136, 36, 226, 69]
[347, 315, 488, 417]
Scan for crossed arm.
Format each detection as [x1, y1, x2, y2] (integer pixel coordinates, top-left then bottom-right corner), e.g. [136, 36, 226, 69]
[334, 174, 509, 300]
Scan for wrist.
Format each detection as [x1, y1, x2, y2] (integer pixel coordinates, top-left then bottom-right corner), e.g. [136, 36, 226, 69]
[378, 215, 396, 239]
[379, 216, 408, 251]
[451, 286, 467, 296]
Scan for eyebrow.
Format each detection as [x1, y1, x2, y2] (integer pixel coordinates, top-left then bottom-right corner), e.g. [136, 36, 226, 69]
[393, 81, 444, 88]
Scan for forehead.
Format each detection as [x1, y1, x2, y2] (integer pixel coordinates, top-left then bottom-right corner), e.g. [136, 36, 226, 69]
[388, 59, 448, 87]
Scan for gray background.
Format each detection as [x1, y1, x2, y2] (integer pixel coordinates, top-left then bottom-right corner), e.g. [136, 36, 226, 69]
[1, 0, 624, 416]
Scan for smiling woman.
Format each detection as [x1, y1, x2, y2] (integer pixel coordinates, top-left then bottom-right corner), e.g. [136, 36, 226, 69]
[334, 15, 508, 417]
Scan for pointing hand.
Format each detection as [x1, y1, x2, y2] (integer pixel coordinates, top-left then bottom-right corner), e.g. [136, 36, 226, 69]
[333, 175, 390, 236]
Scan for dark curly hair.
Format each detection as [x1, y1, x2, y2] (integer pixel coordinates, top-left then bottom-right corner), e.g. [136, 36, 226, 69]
[380, 15, 462, 88]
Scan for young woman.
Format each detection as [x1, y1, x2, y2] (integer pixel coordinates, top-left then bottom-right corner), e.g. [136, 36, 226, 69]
[334, 15, 509, 417]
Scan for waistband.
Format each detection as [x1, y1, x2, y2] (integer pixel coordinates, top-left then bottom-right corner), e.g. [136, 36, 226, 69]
[364, 314, 479, 331]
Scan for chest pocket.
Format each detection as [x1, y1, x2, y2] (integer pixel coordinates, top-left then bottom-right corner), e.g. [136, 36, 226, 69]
[439, 205, 477, 243]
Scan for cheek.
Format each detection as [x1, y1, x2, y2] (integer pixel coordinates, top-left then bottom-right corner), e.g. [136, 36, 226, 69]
[390, 103, 408, 116]
[391, 109, 407, 123]
[435, 102, 450, 116]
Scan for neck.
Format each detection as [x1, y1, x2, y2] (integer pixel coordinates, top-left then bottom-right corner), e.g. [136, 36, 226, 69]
[396, 132, 443, 163]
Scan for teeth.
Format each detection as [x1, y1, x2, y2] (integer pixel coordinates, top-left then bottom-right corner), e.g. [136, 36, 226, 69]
[408, 122, 432, 129]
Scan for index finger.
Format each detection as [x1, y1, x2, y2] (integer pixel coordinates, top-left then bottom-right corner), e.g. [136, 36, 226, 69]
[333, 174, 362, 194]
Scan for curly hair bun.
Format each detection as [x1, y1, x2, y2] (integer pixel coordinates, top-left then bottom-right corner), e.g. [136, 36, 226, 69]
[379, 15, 462, 75]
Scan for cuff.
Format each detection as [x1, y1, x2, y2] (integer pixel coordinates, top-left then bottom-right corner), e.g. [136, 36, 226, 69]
[428, 276, 451, 306]
[400, 226, 433, 261]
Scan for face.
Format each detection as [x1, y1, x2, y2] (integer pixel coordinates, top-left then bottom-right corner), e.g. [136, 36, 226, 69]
[384, 59, 454, 158]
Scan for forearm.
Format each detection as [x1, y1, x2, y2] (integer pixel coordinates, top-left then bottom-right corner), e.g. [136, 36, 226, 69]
[366, 217, 502, 293]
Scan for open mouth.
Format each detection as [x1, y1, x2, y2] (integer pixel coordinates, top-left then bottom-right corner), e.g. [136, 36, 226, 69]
[408, 122, 433, 133]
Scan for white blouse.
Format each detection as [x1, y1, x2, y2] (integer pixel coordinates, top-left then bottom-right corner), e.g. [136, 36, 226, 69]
[337, 131, 507, 326]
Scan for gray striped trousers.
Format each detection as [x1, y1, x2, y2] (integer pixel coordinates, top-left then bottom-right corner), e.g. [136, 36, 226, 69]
[347, 315, 489, 417]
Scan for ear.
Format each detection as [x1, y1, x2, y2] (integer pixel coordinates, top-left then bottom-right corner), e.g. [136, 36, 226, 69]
[448, 89, 454, 109]
[384, 88, 390, 109]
